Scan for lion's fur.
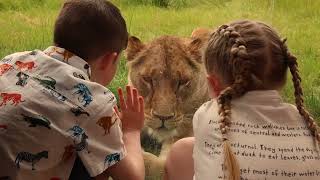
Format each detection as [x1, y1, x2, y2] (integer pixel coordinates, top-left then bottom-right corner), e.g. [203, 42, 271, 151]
[126, 29, 211, 179]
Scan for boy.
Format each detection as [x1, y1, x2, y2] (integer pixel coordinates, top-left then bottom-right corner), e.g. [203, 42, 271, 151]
[0, 0, 145, 179]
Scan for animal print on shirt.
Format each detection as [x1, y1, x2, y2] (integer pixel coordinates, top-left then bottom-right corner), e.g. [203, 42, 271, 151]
[104, 152, 121, 168]
[0, 93, 25, 107]
[74, 133, 90, 153]
[73, 72, 86, 80]
[70, 107, 90, 117]
[72, 83, 93, 107]
[16, 72, 30, 87]
[96, 115, 117, 135]
[54, 48, 74, 64]
[61, 145, 75, 162]
[15, 151, 48, 170]
[67, 125, 84, 139]
[21, 114, 51, 129]
[0, 64, 13, 76]
[15, 61, 37, 72]
[33, 76, 56, 89]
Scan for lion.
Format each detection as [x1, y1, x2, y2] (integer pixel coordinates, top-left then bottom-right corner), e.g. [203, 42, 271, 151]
[125, 29, 211, 179]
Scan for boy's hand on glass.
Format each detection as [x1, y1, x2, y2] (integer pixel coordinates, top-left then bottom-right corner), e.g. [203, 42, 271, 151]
[115, 85, 144, 132]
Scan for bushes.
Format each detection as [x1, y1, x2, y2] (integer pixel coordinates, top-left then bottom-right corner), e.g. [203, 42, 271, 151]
[113, 0, 232, 9]
[118, 0, 191, 8]
[0, 0, 230, 11]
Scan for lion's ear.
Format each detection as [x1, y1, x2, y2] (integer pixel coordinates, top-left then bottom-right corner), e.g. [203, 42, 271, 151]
[125, 36, 145, 61]
[188, 38, 205, 63]
[191, 28, 212, 39]
[188, 28, 212, 63]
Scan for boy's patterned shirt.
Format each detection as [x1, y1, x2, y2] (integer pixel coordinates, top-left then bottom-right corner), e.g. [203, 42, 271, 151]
[0, 46, 126, 180]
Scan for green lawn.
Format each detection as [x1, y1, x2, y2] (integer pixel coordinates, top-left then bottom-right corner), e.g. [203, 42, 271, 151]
[0, 0, 319, 120]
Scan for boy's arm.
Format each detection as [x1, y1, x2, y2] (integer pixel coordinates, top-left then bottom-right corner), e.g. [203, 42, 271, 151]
[95, 86, 145, 180]
[96, 131, 144, 180]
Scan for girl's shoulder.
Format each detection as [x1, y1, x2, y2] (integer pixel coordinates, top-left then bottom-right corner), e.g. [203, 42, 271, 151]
[195, 99, 219, 116]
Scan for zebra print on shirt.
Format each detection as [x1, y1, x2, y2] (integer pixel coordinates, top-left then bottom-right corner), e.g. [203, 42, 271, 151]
[15, 151, 48, 170]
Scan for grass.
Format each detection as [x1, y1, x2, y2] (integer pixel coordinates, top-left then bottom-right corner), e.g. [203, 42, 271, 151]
[0, 0, 319, 120]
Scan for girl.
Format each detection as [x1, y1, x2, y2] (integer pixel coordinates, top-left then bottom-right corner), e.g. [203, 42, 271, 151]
[164, 20, 320, 180]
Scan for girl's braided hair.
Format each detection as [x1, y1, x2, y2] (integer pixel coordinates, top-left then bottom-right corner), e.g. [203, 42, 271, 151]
[204, 20, 319, 180]
[282, 40, 320, 142]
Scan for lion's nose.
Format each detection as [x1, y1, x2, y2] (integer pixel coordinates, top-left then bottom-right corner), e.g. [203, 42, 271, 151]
[152, 110, 175, 121]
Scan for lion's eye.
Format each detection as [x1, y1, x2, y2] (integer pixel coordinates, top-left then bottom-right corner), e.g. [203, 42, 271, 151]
[178, 79, 191, 89]
[142, 76, 152, 85]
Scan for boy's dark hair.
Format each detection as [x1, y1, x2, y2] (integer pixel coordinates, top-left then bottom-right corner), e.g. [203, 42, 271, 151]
[54, 0, 128, 60]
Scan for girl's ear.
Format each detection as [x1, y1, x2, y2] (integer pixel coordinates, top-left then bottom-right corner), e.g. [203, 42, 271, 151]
[207, 74, 222, 98]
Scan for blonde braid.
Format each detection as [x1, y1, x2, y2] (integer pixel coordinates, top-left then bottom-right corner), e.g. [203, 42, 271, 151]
[281, 40, 320, 144]
[216, 25, 253, 180]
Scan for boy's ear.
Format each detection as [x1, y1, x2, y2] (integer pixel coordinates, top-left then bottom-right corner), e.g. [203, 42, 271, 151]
[125, 36, 145, 61]
[110, 52, 119, 64]
[99, 52, 118, 70]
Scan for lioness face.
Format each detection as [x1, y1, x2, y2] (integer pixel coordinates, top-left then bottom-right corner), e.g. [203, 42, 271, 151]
[126, 35, 209, 142]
